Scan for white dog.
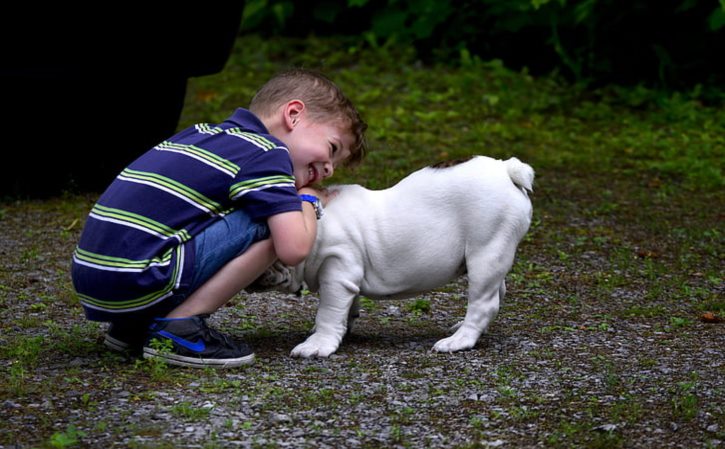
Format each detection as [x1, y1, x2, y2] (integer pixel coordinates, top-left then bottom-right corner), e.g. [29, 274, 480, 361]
[253, 155, 534, 358]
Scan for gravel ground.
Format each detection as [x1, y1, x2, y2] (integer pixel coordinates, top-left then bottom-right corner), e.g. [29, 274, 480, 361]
[1, 176, 723, 448]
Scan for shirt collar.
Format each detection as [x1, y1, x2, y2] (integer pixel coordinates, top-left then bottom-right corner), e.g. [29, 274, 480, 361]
[225, 108, 269, 133]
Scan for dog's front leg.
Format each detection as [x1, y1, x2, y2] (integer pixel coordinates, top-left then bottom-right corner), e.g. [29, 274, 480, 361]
[291, 276, 360, 358]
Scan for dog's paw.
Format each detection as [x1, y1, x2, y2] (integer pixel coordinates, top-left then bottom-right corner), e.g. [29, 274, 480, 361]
[432, 334, 477, 353]
[290, 334, 340, 358]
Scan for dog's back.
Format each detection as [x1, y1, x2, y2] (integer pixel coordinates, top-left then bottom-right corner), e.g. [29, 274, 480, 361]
[306, 155, 533, 296]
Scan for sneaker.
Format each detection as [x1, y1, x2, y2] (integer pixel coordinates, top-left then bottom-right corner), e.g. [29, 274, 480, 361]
[143, 315, 255, 368]
[104, 321, 149, 354]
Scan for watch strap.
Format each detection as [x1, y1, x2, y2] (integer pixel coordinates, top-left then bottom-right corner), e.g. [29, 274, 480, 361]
[299, 194, 324, 219]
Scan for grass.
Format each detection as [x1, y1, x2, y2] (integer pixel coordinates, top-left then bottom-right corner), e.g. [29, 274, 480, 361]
[1, 34, 723, 448]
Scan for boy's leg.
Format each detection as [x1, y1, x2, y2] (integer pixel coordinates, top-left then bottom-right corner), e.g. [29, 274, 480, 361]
[143, 210, 276, 368]
[166, 239, 276, 318]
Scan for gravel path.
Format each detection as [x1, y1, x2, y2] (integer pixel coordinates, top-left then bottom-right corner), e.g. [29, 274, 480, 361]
[1, 180, 723, 448]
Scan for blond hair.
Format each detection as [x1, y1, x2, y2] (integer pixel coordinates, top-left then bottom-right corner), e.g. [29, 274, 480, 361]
[250, 68, 367, 167]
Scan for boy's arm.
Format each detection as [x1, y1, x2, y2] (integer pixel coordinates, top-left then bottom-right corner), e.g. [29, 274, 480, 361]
[267, 188, 321, 266]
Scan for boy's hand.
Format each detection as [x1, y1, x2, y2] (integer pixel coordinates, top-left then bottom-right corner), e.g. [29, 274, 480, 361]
[299, 187, 338, 206]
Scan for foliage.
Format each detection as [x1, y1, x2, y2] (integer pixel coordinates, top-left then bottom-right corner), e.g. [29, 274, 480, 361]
[240, 0, 725, 100]
[183, 35, 724, 190]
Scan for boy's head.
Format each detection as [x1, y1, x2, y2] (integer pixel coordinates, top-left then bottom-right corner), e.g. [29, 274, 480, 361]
[250, 69, 367, 172]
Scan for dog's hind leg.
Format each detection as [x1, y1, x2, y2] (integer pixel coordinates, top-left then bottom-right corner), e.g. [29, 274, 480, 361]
[433, 244, 514, 352]
[448, 280, 505, 333]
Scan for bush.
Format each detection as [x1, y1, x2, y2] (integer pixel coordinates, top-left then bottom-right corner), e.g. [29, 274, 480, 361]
[241, 0, 725, 101]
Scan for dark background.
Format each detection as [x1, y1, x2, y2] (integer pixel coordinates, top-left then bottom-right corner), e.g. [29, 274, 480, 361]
[2, 0, 722, 198]
[1, 5, 245, 197]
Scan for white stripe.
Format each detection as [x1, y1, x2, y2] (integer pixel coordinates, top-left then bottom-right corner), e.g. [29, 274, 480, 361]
[155, 146, 236, 177]
[117, 175, 216, 216]
[226, 131, 289, 153]
[72, 255, 171, 273]
[174, 244, 185, 290]
[231, 182, 296, 200]
[80, 290, 175, 313]
[88, 212, 177, 241]
[195, 124, 222, 134]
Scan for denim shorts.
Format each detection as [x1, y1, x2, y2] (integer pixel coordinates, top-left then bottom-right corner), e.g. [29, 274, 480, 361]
[188, 209, 271, 293]
[137, 209, 270, 320]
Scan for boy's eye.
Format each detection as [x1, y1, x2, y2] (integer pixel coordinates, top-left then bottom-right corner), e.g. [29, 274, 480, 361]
[330, 143, 338, 155]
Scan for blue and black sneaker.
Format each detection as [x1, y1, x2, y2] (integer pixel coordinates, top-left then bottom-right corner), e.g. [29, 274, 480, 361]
[143, 315, 255, 368]
[104, 321, 149, 355]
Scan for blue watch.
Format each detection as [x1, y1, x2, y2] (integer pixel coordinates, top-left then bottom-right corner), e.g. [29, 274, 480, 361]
[299, 194, 324, 219]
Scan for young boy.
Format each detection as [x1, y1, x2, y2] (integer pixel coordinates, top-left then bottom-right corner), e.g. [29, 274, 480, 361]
[71, 69, 367, 368]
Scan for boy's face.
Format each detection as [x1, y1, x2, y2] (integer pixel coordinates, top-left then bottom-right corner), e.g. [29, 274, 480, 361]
[286, 118, 353, 189]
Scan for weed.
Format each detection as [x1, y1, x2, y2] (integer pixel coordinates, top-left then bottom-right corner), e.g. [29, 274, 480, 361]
[667, 316, 692, 330]
[135, 338, 173, 381]
[171, 401, 213, 419]
[623, 304, 668, 319]
[7, 362, 28, 396]
[358, 296, 377, 312]
[407, 299, 431, 315]
[671, 376, 700, 421]
[48, 424, 86, 448]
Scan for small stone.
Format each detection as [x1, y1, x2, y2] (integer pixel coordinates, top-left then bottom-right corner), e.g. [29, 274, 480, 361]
[271, 413, 292, 424]
[593, 424, 618, 432]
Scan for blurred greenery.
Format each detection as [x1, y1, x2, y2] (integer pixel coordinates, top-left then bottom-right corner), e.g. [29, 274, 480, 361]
[181, 35, 724, 191]
[239, 0, 725, 99]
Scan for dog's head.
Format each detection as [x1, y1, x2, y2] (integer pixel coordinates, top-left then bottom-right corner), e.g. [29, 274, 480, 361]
[246, 261, 305, 295]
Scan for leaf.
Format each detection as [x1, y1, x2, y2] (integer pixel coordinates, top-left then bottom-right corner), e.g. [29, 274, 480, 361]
[701, 312, 723, 323]
[708, 7, 725, 31]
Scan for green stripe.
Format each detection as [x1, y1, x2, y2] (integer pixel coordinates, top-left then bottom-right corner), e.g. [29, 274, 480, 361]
[121, 168, 223, 214]
[196, 123, 223, 134]
[74, 247, 173, 269]
[78, 247, 183, 310]
[226, 128, 276, 150]
[92, 204, 190, 241]
[157, 141, 239, 175]
[230, 175, 295, 198]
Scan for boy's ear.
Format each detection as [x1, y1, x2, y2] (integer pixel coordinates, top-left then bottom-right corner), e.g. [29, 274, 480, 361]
[284, 100, 305, 130]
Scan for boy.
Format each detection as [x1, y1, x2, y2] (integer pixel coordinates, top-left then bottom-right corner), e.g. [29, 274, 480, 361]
[71, 69, 367, 368]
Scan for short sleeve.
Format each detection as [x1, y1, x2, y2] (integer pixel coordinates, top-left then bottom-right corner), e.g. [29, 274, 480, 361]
[229, 148, 302, 220]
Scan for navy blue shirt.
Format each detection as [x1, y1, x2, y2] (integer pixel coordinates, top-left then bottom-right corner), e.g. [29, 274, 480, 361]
[72, 108, 301, 320]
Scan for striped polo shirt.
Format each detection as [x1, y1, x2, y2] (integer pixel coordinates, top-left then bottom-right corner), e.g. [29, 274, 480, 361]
[71, 108, 301, 320]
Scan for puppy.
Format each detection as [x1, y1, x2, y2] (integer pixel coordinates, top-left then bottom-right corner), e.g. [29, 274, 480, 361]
[254, 155, 534, 357]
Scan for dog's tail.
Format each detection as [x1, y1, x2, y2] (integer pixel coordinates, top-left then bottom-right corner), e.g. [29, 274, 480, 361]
[505, 157, 535, 194]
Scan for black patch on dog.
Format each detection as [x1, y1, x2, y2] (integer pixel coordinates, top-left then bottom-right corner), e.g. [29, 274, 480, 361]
[430, 155, 475, 169]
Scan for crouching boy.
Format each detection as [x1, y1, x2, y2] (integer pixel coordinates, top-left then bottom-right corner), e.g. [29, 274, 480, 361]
[71, 69, 367, 368]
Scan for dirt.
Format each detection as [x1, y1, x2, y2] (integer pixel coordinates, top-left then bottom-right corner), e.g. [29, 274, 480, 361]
[1, 171, 723, 449]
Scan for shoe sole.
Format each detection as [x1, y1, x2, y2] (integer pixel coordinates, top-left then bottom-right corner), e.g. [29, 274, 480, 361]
[142, 347, 255, 368]
[104, 334, 130, 352]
